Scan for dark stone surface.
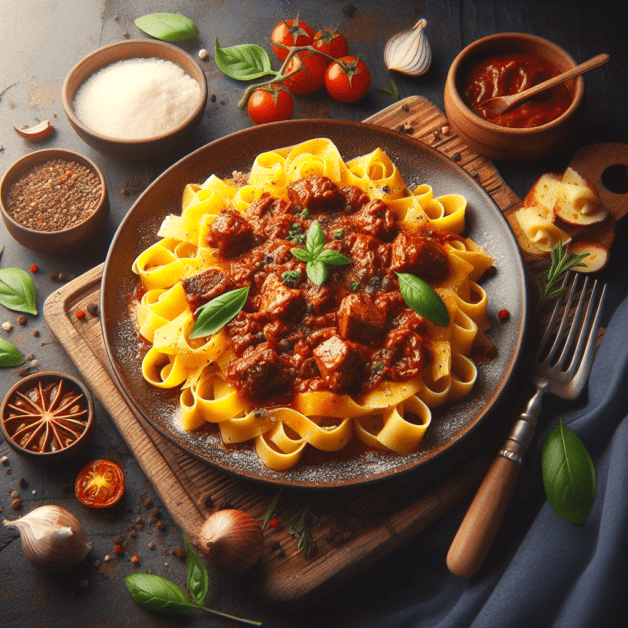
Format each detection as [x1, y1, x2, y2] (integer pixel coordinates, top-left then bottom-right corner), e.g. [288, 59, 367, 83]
[1, 1, 627, 626]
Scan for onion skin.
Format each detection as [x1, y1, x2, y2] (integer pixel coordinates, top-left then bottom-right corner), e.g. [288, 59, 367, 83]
[198, 509, 264, 577]
[3, 505, 92, 572]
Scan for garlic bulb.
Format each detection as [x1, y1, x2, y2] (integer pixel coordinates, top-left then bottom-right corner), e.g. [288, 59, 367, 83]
[3, 505, 92, 572]
[384, 18, 432, 76]
[198, 509, 264, 577]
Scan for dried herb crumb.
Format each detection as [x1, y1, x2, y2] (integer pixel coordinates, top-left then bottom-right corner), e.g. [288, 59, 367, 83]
[17, 477, 27, 488]
[172, 546, 186, 560]
[141, 496, 153, 508]
[32, 329, 40, 337]
[148, 506, 161, 520]
[147, 542, 156, 550]
[114, 534, 125, 544]
[12, 497, 22, 509]
[155, 520, 166, 530]
[17, 314, 27, 326]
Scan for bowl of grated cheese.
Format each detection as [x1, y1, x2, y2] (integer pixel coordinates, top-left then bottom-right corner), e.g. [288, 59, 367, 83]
[62, 40, 208, 161]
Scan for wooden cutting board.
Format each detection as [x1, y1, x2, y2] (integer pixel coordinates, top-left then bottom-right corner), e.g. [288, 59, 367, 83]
[43, 95, 624, 607]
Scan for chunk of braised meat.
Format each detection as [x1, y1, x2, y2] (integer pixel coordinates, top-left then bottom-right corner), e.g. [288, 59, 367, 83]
[386, 330, 425, 380]
[258, 274, 306, 321]
[304, 283, 336, 315]
[287, 175, 344, 213]
[384, 310, 428, 380]
[226, 312, 265, 356]
[349, 233, 392, 271]
[338, 293, 386, 344]
[352, 199, 397, 240]
[390, 231, 450, 282]
[264, 214, 303, 241]
[247, 194, 292, 220]
[226, 344, 288, 400]
[340, 185, 370, 214]
[313, 335, 363, 392]
[182, 268, 233, 313]
[206, 209, 254, 258]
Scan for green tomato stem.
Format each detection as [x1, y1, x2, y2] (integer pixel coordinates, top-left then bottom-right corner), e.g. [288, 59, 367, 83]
[238, 45, 339, 109]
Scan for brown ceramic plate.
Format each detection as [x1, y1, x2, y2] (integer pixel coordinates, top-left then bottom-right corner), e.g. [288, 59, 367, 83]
[101, 120, 528, 488]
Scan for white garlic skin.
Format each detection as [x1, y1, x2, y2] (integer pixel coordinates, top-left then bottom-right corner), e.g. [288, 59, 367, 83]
[3, 505, 92, 572]
[198, 509, 264, 577]
[384, 18, 432, 76]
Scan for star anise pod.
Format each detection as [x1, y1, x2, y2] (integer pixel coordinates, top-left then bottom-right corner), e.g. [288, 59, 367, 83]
[4, 380, 88, 452]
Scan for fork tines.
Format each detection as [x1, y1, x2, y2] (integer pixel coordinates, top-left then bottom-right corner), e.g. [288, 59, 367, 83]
[538, 272, 607, 377]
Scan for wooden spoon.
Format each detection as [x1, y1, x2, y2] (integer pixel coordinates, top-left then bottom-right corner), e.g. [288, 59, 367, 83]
[480, 53, 609, 115]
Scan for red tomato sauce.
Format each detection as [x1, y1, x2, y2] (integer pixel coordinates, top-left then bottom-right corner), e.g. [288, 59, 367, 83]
[462, 53, 573, 128]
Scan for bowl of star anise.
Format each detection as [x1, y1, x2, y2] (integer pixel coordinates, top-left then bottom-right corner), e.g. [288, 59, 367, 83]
[1, 371, 94, 462]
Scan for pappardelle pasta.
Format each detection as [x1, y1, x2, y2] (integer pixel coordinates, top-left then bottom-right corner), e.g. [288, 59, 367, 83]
[133, 139, 494, 471]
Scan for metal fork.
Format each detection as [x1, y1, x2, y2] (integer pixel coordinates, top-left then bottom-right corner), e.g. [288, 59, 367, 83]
[447, 272, 607, 578]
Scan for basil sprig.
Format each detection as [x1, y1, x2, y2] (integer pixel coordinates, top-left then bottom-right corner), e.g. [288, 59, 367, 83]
[290, 221, 351, 286]
[542, 418, 596, 525]
[0, 268, 37, 315]
[189, 286, 249, 339]
[215, 39, 279, 82]
[125, 536, 261, 625]
[134, 13, 199, 42]
[395, 272, 449, 326]
[0, 338, 25, 367]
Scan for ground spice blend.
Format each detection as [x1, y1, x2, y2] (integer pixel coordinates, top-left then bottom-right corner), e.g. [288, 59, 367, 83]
[5, 159, 102, 232]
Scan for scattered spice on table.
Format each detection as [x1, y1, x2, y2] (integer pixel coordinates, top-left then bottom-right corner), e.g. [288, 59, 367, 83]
[4, 159, 102, 232]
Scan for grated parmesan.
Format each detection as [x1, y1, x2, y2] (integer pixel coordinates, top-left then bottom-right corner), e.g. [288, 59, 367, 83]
[73, 57, 202, 140]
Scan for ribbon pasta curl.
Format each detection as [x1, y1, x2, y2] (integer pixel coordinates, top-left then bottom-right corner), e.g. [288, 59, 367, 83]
[132, 139, 493, 471]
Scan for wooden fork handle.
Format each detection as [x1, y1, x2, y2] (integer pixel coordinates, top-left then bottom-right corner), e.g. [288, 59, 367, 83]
[446, 417, 537, 577]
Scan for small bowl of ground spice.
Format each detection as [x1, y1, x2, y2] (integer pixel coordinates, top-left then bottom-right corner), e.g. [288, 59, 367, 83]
[0, 148, 109, 253]
[1, 371, 95, 462]
[62, 39, 207, 161]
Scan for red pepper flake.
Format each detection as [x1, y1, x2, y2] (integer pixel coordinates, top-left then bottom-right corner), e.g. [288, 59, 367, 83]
[131, 555, 139, 564]
[268, 516, 280, 528]
[30, 264, 39, 273]
[114, 544, 124, 555]
[75, 310, 86, 319]
[497, 309, 510, 321]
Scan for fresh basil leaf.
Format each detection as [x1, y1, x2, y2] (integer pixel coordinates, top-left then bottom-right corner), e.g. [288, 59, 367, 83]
[184, 536, 209, 606]
[316, 249, 351, 266]
[291, 247, 312, 263]
[542, 418, 596, 525]
[306, 260, 328, 286]
[215, 39, 275, 81]
[135, 13, 199, 42]
[395, 272, 449, 326]
[0, 338, 25, 367]
[125, 574, 194, 616]
[306, 221, 325, 253]
[189, 287, 249, 339]
[0, 268, 37, 315]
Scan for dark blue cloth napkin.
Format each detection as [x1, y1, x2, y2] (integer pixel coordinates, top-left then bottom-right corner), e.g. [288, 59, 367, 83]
[359, 282, 628, 628]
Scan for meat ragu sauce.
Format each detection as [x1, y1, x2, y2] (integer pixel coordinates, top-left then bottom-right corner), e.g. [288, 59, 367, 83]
[182, 175, 458, 405]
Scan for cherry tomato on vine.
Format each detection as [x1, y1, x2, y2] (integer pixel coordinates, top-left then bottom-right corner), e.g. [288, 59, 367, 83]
[75, 459, 125, 508]
[325, 56, 371, 103]
[313, 28, 349, 59]
[270, 19, 315, 61]
[247, 83, 294, 124]
[284, 50, 328, 95]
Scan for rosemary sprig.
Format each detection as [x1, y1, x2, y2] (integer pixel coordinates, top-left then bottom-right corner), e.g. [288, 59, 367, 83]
[288, 500, 317, 558]
[376, 77, 401, 100]
[533, 241, 589, 312]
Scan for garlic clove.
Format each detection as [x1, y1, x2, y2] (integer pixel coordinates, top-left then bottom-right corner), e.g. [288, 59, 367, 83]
[198, 509, 264, 577]
[384, 18, 432, 76]
[4, 505, 92, 572]
[14, 119, 54, 140]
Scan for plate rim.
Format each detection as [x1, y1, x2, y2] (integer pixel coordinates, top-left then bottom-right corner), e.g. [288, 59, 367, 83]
[101, 118, 529, 488]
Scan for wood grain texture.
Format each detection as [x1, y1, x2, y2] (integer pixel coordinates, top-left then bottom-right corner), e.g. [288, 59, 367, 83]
[42, 95, 524, 605]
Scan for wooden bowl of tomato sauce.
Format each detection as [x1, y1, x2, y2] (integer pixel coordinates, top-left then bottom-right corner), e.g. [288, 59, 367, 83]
[444, 33, 584, 161]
